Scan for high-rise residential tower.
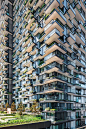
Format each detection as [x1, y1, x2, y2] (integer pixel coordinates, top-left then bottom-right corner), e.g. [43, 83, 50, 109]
[0, 0, 86, 128]
[0, 0, 13, 106]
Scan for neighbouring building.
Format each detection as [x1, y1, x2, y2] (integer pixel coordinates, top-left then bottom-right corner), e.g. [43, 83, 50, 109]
[0, 0, 13, 106]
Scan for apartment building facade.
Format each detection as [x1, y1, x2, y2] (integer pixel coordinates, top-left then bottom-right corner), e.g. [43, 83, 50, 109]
[0, 0, 13, 106]
[0, 0, 86, 128]
[13, 0, 86, 128]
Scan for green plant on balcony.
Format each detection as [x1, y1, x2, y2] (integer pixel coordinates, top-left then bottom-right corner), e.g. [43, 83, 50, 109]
[25, 34, 31, 42]
[30, 75, 33, 77]
[30, 99, 36, 102]
[39, 98, 44, 101]
[83, 24, 86, 29]
[30, 15, 34, 19]
[15, 61, 18, 65]
[16, 6, 19, 12]
[36, 0, 39, 4]
[38, 3, 45, 12]
[9, 77, 12, 79]
[76, 7, 81, 13]
[25, 47, 27, 49]
[46, 77, 50, 79]
[30, 90, 33, 93]
[56, 18, 64, 28]
[60, 56, 64, 60]
[29, 0, 33, 4]
[24, 22, 28, 28]
[22, 75, 26, 78]
[22, 94, 25, 97]
[23, 69, 28, 74]
[30, 23, 34, 28]
[24, 0, 28, 5]
[12, 53, 15, 57]
[39, 60, 44, 66]
[39, 32, 45, 39]
[48, 42, 55, 48]
[44, 14, 49, 20]
[7, 92, 12, 95]
[24, 11, 30, 19]
[50, 109, 56, 111]
[83, 116, 86, 118]
[45, 107, 50, 111]
[50, 8, 55, 14]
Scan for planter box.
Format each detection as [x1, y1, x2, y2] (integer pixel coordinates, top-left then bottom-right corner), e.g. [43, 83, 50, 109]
[0, 121, 51, 129]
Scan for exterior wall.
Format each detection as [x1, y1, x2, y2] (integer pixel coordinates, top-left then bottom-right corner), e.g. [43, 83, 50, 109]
[0, 0, 86, 128]
[0, 121, 51, 129]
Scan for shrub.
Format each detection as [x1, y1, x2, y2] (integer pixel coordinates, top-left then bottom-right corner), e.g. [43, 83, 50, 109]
[45, 107, 50, 111]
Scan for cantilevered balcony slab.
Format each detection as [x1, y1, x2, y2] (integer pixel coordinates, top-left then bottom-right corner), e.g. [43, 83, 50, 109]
[37, 89, 63, 95]
[75, 33, 85, 45]
[44, 77, 66, 85]
[44, 28, 60, 44]
[45, 0, 60, 14]
[26, 18, 35, 30]
[30, 23, 36, 31]
[26, 42, 35, 53]
[45, 20, 64, 36]
[80, 0, 85, 12]
[45, 10, 66, 26]
[45, 67, 59, 74]
[79, 21, 85, 33]
[40, 56, 63, 69]
[26, 66, 35, 75]
[13, 86, 21, 90]
[27, 0, 35, 7]
[67, 32, 76, 45]
[75, 8, 85, 23]
[75, 59, 85, 67]
[68, 5, 76, 19]
[33, 27, 44, 36]
[33, 0, 44, 10]
[67, 63, 76, 70]
[45, 43, 66, 55]
[67, 19, 73, 28]
[23, 60, 30, 67]
[30, 49, 36, 55]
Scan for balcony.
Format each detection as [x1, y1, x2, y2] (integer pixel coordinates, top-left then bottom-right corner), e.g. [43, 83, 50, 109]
[68, 5, 76, 19]
[38, 3, 46, 16]
[45, 42, 66, 55]
[76, 7, 85, 22]
[45, 19, 64, 35]
[28, 0, 35, 7]
[33, 0, 44, 10]
[45, 9, 66, 26]
[26, 42, 35, 53]
[45, 0, 60, 14]
[26, 18, 35, 30]
[67, 61, 76, 70]
[24, 11, 31, 22]
[44, 28, 60, 44]
[67, 32, 76, 44]
[27, 66, 35, 74]
[39, 32, 45, 42]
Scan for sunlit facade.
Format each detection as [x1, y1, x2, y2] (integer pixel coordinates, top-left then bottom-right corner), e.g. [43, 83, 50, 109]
[0, 0, 86, 128]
